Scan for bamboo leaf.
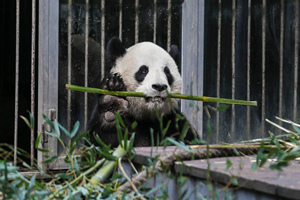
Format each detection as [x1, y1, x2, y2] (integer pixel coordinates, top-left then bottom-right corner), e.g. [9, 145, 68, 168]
[36, 148, 51, 153]
[43, 114, 54, 130]
[46, 131, 58, 138]
[55, 173, 74, 180]
[28, 111, 34, 130]
[71, 121, 80, 138]
[35, 133, 42, 148]
[20, 115, 31, 129]
[166, 138, 192, 153]
[216, 104, 229, 112]
[71, 131, 89, 146]
[58, 122, 71, 138]
[42, 156, 58, 163]
[54, 120, 61, 138]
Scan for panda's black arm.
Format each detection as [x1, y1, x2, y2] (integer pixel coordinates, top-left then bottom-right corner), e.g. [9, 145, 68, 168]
[172, 109, 199, 142]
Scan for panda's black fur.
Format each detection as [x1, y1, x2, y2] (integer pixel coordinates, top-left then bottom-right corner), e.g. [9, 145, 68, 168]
[88, 37, 198, 148]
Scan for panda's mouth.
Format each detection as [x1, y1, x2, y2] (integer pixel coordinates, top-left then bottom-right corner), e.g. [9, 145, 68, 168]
[145, 96, 166, 103]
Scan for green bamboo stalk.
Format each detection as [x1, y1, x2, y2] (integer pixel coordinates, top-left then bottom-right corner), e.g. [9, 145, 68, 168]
[66, 84, 257, 106]
[90, 141, 129, 184]
[49, 141, 129, 198]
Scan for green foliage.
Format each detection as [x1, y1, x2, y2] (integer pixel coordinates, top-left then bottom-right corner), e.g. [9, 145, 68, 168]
[253, 118, 300, 171]
[1, 107, 248, 200]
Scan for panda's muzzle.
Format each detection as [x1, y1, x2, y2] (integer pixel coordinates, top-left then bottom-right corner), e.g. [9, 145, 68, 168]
[145, 96, 166, 103]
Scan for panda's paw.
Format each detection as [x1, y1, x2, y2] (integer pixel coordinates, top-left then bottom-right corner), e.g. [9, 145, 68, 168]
[103, 73, 126, 91]
[99, 95, 129, 123]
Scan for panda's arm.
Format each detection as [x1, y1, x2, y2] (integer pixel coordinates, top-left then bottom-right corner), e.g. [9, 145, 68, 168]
[87, 73, 132, 147]
[173, 109, 199, 142]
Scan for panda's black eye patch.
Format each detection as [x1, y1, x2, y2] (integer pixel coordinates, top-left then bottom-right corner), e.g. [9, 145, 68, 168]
[164, 66, 174, 85]
[135, 65, 149, 82]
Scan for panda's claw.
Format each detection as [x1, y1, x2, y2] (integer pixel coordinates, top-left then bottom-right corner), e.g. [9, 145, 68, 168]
[104, 73, 126, 91]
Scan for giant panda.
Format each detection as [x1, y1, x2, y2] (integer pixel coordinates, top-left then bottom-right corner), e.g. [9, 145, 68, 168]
[88, 37, 198, 148]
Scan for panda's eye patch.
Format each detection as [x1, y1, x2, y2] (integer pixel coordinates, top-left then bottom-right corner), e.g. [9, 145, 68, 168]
[135, 65, 149, 82]
[164, 66, 174, 85]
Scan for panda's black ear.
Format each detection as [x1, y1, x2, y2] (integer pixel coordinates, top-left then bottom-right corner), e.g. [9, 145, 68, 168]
[169, 45, 180, 66]
[106, 37, 126, 66]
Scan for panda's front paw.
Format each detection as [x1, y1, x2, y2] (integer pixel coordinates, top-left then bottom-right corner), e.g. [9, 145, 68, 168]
[103, 73, 126, 91]
[99, 95, 130, 125]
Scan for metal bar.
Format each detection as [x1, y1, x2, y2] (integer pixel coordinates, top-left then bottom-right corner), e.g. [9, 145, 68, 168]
[84, 0, 89, 130]
[262, 0, 266, 136]
[153, 0, 157, 43]
[278, 0, 284, 133]
[231, 0, 236, 139]
[167, 0, 172, 51]
[14, 0, 20, 166]
[294, 1, 299, 122]
[216, 0, 222, 143]
[135, 0, 139, 43]
[101, 0, 105, 79]
[247, 0, 251, 140]
[67, 0, 72, 131]
[119, 0, 122, 40]
[31, 0, 37, 167]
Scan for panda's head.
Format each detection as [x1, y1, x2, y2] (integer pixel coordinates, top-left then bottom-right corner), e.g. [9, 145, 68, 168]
[106, 37, 182, 119]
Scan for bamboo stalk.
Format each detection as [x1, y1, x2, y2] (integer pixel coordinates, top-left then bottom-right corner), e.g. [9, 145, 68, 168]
[90, 142, 128, 184]
[66, 84, 257, 106]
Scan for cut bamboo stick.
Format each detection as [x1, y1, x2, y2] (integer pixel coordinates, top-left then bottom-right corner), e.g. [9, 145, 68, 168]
[66, 84, 257, 106]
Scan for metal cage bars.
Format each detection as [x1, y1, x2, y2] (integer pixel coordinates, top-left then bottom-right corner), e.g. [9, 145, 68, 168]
[14, 0, 37, 167]
[213, 0, 299, 142]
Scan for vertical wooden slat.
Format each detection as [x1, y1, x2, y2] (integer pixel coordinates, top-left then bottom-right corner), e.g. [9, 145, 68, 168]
[67, 0, 72, 131]
[48, 0, 59, 160]
[135, 0, 139, 43]
[182, 0, 204, 138]
[294, 1, 299, 122]
[167, 0, 171, 51]
[101, 0, 105, 79]
[84, 0, 89, 130]
[31, 0, 37, 167]
[247, 0, 251, 139]
[38, 0, 49, 169]
[119, 0, 122, 40]
[261, 0, 266, 136]
[231, 0, 236, 139]
[14, 0, 20, 166]
[216, 0, 222, 143]
[153, 0, 157, 43]
[38, 0, 59, 168]
[279, 0, 284, 130]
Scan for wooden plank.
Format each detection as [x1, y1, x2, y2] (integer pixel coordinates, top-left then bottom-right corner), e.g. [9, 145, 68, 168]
[38, 0, 49, 170]
[38, 0, 60, 169]
[174, 156, 300, 200]
[181, 0, 205, 138]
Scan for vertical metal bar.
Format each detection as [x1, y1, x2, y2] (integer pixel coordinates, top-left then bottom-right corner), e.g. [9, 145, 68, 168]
[279, 0, 284, 131]
[31, 0, 36, 167]
[84, 0, 89, 130]
[247, 0, 251, 140]
[67, 0, 72, 131]
[262, 0, 266, 136]
[216, 0, 222, 143]
[294, 1, 299, 122]
[14, 0, 20, 166]
[167, 0, 172, 51]
[119, 0, 122, 40]
[135, 0, 139, 43]
[231, 0, 236, 139]
[101, 0, 105, 79]
[153, 0, 157, 43]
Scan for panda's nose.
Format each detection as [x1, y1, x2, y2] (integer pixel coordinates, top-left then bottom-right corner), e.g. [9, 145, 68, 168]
[152, 84, 167, 92]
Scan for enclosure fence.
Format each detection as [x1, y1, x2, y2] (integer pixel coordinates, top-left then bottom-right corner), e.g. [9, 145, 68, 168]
[8, 0, 300, 167]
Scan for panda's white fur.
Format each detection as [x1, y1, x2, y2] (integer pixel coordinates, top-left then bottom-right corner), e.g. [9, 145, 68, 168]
[110, 42, 182, 120]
